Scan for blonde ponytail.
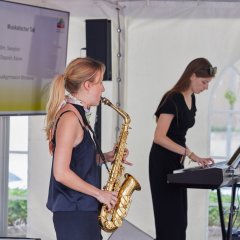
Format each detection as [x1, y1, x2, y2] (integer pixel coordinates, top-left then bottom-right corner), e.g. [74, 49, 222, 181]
[45, 74, 65, 140]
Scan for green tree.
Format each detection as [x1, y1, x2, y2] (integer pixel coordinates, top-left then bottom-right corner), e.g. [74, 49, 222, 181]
[224, 89, 237, 109]
[8, 188, 27, 226]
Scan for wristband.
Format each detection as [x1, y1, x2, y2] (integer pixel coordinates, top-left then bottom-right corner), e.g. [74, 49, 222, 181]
[188, 152, 194, 159]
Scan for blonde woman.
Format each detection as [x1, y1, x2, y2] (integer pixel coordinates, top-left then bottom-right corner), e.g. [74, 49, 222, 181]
[45, 57, 123, 240]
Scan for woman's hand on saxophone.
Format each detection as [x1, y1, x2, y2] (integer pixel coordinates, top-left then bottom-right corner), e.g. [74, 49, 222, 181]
[104, 146, 133, 166]
[96, 190, 118, 211]
[122, 148, 133, 166]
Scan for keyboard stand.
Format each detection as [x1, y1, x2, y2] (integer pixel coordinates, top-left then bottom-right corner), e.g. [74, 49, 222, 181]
[217, 188, 226, 239]
[217, 182, 238, 240]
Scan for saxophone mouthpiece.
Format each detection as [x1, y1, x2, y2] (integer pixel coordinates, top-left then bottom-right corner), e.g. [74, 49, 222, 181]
[101, 97, 111, 106]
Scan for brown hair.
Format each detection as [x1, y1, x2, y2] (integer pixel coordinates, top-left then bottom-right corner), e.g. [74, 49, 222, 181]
[44, 57, 105, 140]
[155, 57, 216, 119]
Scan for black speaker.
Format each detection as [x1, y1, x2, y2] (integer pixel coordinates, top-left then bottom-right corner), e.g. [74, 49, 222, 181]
[86, 19, 112, 81]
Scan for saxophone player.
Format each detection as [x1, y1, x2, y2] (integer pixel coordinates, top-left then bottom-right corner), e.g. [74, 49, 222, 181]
[45, 57, 130, 240]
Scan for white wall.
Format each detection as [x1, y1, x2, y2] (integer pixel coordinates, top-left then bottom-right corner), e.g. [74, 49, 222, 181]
[19, 1, 240, 240]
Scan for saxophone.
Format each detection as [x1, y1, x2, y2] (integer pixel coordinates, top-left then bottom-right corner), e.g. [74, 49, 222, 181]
[99, 97, 141, 232]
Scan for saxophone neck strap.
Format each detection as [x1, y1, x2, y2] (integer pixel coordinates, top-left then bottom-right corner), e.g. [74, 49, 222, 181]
[88, 124, 110, 173]
[73, 104, 110, 172]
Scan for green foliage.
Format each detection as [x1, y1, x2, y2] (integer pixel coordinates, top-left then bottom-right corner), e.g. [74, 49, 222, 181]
[211, 126, 240, 132]
[211, 126, 227, 132]
[9, 188, 27, 198]
[8, 188, 27, 226]
[209, 191, 240, 227]
[224, 90, 237, 109]
[209, 191, 220, 226]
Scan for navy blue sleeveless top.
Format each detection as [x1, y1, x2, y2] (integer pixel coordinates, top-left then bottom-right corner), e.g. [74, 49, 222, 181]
[46, 104, 100, 212]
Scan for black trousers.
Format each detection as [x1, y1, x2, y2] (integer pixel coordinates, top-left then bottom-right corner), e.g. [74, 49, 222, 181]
[149, 145, 187, 240]
[53, 211, 101, 240]
[150, 181, 187, 240]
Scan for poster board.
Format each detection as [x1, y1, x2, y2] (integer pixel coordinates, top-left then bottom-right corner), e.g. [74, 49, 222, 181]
[0, 1, 69, 115]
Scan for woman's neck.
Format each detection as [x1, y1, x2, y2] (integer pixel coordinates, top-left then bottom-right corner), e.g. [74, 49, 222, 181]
[181, 89, 192, 98]
[70, 93, 90, 110]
